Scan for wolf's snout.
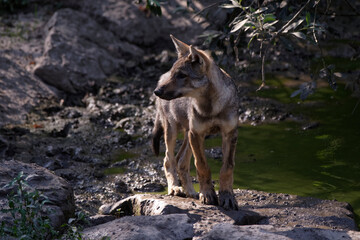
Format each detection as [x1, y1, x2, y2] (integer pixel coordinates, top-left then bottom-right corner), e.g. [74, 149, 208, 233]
[154, 88, 164, 97]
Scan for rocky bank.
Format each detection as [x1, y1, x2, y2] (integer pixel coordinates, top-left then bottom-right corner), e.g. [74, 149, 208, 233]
[86, 190, 359, 239]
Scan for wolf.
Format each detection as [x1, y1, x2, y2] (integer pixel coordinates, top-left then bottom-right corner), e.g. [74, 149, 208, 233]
[152, 35, 240, 210]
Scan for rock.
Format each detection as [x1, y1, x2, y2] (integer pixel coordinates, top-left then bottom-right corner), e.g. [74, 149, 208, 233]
[205, 147, 223, 160]
[54, 168, 78, 181]
[88, 214, 116, 227]
[81, 0, 206, 47]
[114, 179, 132, 193]
[236, 190, 358, 231]
[200, 223, 360, 240]
[137, 182, 165, 192]
[0, 55, 56, 126]
[0, 136, 8, 157]
[98, 190, 358, 238]
[0, 160, 75, 228]
[59, 108, 82, 119]
[34, 8, 143, 94]
[82, 214, 194, 240]
[49, 122, 73, 138]
[99, 195, 185, 216]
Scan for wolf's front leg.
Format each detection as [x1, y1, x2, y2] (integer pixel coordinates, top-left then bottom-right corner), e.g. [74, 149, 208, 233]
[189, 131, 218, 205]
[176, 133, 198, 199]
[164, 127, 185, 197]
[219, 128, 239, 210]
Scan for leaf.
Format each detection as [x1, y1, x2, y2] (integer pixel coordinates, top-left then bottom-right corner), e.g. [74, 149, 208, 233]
[68, 218, 76, 224]
[327, 64, 335, 70]
[247, 34, 257, 48]
[263, 20, 279, 30]
[221, 4, 239, 8]
[283, 19, 304, 33]
[263, 14, 276, 23]
[146, 0, 162, 16]
[333, 72, 342, 78]
[313, 0, 321, 7]
[253, 7, 268, 14]
[290, 89, 302, 98]
[231, 18, 248, 33]
[8, 200, 14, 209]
[319, 68, 327, 78]
[290, 31, 306, 40]
[230, 0, 241, 8]
[291, 82, 316, 100]
[305, 12, 311, 26]
[280, 0, 287, 8]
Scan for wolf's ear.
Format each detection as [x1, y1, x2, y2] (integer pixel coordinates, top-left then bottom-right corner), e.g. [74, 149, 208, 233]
[170, 34, 189, 58]
[188, 45, 210, 71]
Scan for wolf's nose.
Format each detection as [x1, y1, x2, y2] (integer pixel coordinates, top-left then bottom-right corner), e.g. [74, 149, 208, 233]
[154, 88, 164, 97]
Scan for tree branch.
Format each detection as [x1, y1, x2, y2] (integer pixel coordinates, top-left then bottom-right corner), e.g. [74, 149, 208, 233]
[192, 1, 226, 19]
[257, 0, 311, 91]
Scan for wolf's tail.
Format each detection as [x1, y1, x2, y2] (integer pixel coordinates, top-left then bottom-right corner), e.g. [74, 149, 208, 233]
[152, 114, 163, 156]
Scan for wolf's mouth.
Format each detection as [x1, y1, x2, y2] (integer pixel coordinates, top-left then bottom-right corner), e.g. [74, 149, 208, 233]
[154, 89, 182, 100]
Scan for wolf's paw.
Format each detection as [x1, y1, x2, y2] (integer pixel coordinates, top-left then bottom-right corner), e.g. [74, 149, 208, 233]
[219, 190, 239, 210]
[169, 186, 186, 197]
[199, 188, 218, 205]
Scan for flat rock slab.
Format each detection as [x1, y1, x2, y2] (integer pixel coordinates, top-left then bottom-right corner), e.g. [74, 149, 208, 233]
[200, 223, 360, 240]
[0, 160, 75, 228]
[95, 189, 359, 239]
[82, 213, 193, 240]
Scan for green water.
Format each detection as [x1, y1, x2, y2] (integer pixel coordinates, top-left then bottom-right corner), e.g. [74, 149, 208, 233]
[190, 80, 360, 227]
[104, 149, 137, 175]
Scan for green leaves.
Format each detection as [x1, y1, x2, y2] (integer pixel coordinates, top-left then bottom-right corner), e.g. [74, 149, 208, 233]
[146, 0, 162, 16]
[263, 14, 276, 23]
[227, 2, 279, 50]
[0, 172, 59, 239]
[305, 12, 311, 26]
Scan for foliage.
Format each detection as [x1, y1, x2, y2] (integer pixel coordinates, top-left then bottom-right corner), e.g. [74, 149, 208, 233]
[142, 0, 360, 102]
[137, 0, 162, 16]
[0, 171, 58, 240]
[0, 172, 87, 240]
[203, 0, 336, 97]
[60, 211, 87, 240]
[0, 0, 29, 13]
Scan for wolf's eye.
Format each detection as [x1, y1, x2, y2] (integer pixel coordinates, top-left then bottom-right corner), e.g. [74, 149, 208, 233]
[176, 72, 187, 79]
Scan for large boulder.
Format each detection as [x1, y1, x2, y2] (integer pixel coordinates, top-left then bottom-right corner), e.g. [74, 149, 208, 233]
[0, 55, 56, 126]
[34, 8, 144, 94]
[0, 160, 75, 228]
[200, 223, 360, 240]
[82, 214, 194, 240]
[81, 0, 213, 47]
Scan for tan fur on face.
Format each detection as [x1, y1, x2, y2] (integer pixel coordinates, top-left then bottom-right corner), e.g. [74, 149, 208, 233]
[152, 35, 240, 210]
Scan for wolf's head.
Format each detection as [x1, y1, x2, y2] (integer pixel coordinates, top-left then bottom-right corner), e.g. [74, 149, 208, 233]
[154, 35, 213, 100]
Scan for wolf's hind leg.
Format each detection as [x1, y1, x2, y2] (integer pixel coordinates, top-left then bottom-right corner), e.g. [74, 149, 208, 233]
[164, 124, 185, 197]
[176, 132, 198, 199]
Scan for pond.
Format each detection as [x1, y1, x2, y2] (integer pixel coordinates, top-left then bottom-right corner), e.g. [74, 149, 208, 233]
[194, 79, 360, 228]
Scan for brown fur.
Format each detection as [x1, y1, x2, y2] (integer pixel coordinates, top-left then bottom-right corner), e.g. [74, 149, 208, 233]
[152, 35, 240, 210]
